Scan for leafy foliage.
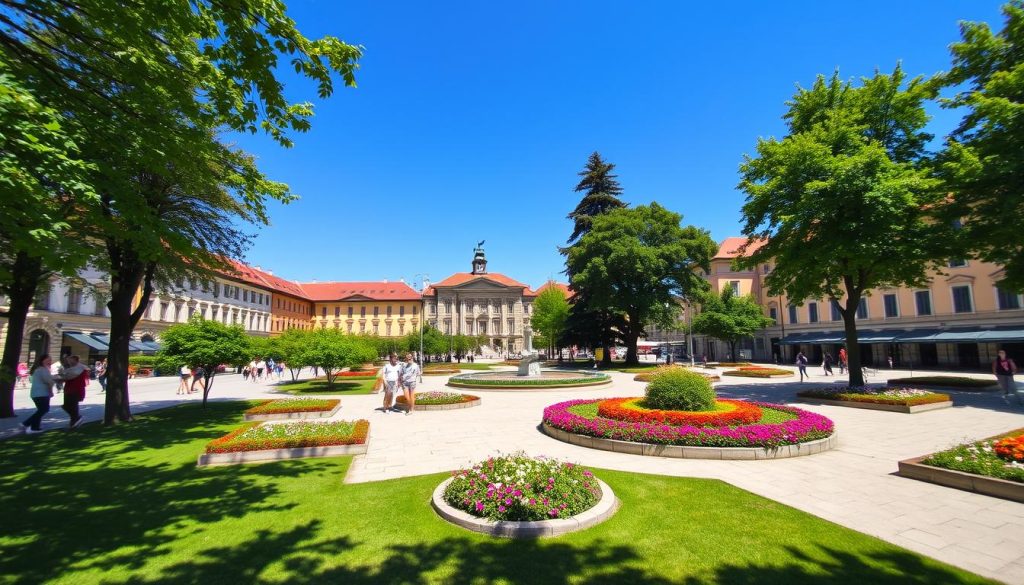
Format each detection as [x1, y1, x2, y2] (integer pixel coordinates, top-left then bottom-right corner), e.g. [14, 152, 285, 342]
[644, 367, 717, 412]
[531, 285, 569, 355]
[565, 152, 626, 246]
[157, 318, 252, 406]
[691, 288, 774, 360]
[298, 329, 378, 388]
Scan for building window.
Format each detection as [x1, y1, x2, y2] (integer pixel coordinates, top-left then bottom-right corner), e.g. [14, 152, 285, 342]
[399, 323, 405, 335]
[507, 301, 514, 313]
[160, 302, 169, 321]
[321, 307, 327, 318]
[360, 306, 366, 317]
[914, 290, 932, 316]
[93, 293, 106, 316]
[883, 294, 899, 318]
[386, 323, 392, 336]
[373, 306, 379, 317]
[211, 307, 218, 321]
[413, 306, 418, 316]
[830, 300, 842, 321]
[188, 305, 195, 319]
[373, 324, 379, 335]
[997, 287, 1022, 310]
[769, 307, 777, 321]
[66, 288, 82, 313]
[763, 264, 771, 273]
[788, 304, 798, 324]
[386, 305, 392, 316]
[808, 302, 819, 323]
[243, 290, 248, 302]
[360, 322, 365, 332]
[347, 306, 353, 318]
[948, 259, 968, 268]
[856, 298, 868, 319]
[400, 306, 405, 317]
[952, 285, 973, 313]
[728, 281, 740, 295]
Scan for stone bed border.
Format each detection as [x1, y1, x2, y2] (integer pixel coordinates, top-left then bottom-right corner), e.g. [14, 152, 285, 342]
[722, 372, 794, 379]
[447, 378, 612, 391]
[396, 396, 481, 411]
[243, 401, 343, 421]
[431, 476, 619, 538]
[797, 397, 953, 414]
[542, 422, 837, 460]
[197, 442, 367, 467]
[897, 455, 1024, 503]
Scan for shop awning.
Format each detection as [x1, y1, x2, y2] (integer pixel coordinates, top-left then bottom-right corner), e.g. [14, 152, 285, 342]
[89, 334, 149, 352]
[857, 330, 906, 343]
[138, 340, 161, 352]
[897, 327, 1024, 343]
[63, 332, 108, 351]
[778, 331, 845, 345]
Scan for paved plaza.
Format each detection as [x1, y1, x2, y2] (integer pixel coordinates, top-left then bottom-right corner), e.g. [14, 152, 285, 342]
[3, 364, 1023, 583]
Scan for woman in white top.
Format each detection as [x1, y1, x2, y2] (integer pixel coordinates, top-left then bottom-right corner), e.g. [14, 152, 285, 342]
[178, 365, 192, 395]
[22, 354, 58, 433]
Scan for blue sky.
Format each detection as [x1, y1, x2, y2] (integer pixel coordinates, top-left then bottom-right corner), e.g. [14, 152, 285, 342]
[233, 0, 1005, 290]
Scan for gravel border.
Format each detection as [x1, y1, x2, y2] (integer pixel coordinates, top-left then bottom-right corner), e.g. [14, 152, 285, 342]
[431, 476, 619, 538]
[542, 422, 837, 460]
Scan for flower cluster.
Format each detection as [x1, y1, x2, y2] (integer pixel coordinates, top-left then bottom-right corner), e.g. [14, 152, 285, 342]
[396, 391, 478, 405]
[924, 434, 1024, 483]
[722, 368, 793, 378]
[543, 399, 833, 449]
[994, 434, 1024, 463]
[337, 370, 378, 378]
[422, 368, 461, 376]
[797, 387, 950, 406]
[244, 398, 339, 415]
[633, 370, 720, 383]
[443, 452, 601, 521]
[597, 398, 762, 426]
[205, 420, 369, 453]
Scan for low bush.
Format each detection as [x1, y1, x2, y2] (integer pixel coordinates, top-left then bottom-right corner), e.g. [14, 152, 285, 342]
[244, 398, 339, 415]
[443, 452, 601, 521]
[923, 428, 1024, 483]
[204, 420, 369, 453]
[797, 387, 950, 406]
[644, 367, 716, 411]
[722, 368, 793, 378]
[887, 376, 997, 389]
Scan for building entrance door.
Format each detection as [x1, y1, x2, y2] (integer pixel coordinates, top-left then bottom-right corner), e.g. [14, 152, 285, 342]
[27, 329, 49, 363]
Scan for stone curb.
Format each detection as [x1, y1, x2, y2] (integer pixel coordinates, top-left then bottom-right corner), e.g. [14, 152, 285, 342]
[242, 402, 342, 421]
[396, 397, 481, 411]
[197, 442, 367, 467]
[431, 476, 619, 538]
[797, 397, 953, 414]
[541, 423, 837, 460]
[898, 455, 1024, 503]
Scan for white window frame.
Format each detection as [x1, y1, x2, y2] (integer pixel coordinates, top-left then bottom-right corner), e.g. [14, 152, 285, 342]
[950, 285, 974, 314]
[913, 289, 933, 317]
[807, 301, 819, 323]
[947, 259, 968, 268]
[882, 293, 900, 319]
[994, 286, 1024, 311]
[856, 298, 868, 320]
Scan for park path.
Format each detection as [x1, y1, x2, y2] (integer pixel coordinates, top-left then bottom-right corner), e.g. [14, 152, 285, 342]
[3, 363, 1022, 583]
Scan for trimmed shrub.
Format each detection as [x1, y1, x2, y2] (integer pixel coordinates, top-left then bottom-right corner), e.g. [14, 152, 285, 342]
[644, 367, 716, 412]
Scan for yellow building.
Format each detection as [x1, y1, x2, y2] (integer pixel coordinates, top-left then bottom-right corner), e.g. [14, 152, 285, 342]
[301, 282, 422, 337]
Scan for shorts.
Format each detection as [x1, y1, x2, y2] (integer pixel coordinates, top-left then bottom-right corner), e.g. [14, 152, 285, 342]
[180, 374, 190, 380]
[383, 381, 398, 393]
[403, 381, 417, 392]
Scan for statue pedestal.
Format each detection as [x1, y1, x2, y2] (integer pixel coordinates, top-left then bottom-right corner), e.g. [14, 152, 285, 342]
[518, 353, 541, 377]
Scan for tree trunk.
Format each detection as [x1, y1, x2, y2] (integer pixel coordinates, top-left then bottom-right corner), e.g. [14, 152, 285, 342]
[624, 328, 640, 366]
[289, 367, 301, 382]
[202, 372, 214, 407]
[104, 291, 136, 424]
[728, 340, 738, 363]
[0, 252, 43, 418]
[843, 296, 865, 388]
[325, 368, 335, 388]
[600, 343, 612, 366]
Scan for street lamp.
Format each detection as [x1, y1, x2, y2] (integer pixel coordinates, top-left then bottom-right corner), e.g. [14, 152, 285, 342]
[413, 273, 429, 382]
[686, 298, 695, 367]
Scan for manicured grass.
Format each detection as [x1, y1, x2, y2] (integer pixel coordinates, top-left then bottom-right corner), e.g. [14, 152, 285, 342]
[275, 378, 377, 395]
[887, 376, 998, 389]
[244, 398, 339, 415]
[446, 362, 492, 371]
[0, 401, 992, 584]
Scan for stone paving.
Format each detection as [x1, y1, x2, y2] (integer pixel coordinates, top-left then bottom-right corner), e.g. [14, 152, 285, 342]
[3, 363, 1023, 583]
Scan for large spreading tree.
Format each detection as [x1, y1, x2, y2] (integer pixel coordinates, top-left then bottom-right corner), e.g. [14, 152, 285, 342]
[934, 1, 1024, 291]
[737, 66, 951, 387]
[691, 287, 774, 362]
[566, 203, 715, 365]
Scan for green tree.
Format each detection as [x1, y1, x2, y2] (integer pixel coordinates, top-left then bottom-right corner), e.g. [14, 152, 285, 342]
[691, 288, 775, 362]
[273, 328, 311, 382]
[934, 1, 1024, 291]
[301, 329, 377, 388]
[531, 284, 569, 359]
[567, 203, 715, 365]
[737, 66, 950, 387]
[157, 318, 251, 407]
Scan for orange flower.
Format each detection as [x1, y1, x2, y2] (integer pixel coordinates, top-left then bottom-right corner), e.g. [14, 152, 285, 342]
[596, 398, 762, 427]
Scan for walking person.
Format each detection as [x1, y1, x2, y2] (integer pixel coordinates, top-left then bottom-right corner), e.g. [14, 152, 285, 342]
[177, 364, 191, 395]
[796, 352, 809, 382]
[379, 353, 402, 414]
[16, 361, 30, 388]
[51, 356, 65, 394]
[993, 349, 1019, 404]
[21, 354, 57, 434]
[822, 352, 834, 376]
[256, 359, 266, 380]
[838, 347, 848, 375]
[400, 353, 421, 416]
[191, 366, 206, 395]
[267, 358, 276, 380]
[95, 359, 107, 393]
[61, 355, 89, 429]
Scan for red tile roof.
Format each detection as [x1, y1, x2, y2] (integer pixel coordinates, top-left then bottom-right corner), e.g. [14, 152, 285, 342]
[298, 281, 421, 302]
[714, 237, 768, 260]
[423, 272, 534, 296]
[534, 280, 572, 298]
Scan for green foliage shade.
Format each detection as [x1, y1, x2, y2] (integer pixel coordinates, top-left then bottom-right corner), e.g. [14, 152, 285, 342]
[644, 368, 717, 412]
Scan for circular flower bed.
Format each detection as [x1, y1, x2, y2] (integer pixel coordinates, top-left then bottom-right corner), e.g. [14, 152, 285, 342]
[597, 397, 762, 426]
[448, 370, 610, 389]
[722, 367, 794, 378]
[396, 391, 478, 405]
[443, 453, 601, 521]
[544, 399, 832, 449]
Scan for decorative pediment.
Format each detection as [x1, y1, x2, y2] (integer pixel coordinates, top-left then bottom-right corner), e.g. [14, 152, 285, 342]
[945, 274, 976, 284]
[989, 267, 1006, 281]
[339, 294, 375, 302]
[451, 278, 518, 291]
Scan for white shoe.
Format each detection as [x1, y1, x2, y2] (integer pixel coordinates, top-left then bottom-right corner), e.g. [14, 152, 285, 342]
[26, 428, 43, 434]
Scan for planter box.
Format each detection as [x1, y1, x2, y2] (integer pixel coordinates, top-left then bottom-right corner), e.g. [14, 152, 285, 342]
[541, 423, 837, 460]
[797, 397, 953, 414]
[431, 476, 619, 538]
[243, 402, 342, 421]
[197, 442, 367, 467]
[897, 455, 1024, 503]
[396, 398, 481, 411]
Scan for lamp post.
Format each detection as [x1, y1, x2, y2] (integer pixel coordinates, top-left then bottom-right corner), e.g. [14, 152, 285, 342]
[686, 299, 695, 367]
[414, 273, 429, 382]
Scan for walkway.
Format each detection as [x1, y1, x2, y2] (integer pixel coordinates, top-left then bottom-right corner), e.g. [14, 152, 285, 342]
[3, 364, 1022, 583]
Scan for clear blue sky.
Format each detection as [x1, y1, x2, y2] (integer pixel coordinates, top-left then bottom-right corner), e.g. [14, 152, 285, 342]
[233, 0, 1005, 290]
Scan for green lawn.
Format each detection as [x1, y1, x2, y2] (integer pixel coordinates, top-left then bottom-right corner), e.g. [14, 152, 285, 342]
[273, 378, 377, 395]
[446, 362, 492, 370]
[0, 402, 994, 585]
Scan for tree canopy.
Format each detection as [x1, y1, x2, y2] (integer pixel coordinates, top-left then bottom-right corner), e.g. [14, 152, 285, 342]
[300, 329, 377, 388]
[934, 1, 1024, 291]
[157, 318, 251, 407]
[531, 285, 569, 357]
[737, 66, 950, 386]
[565, 152, 627, 247]
[692, 288, 775, 361]
[567, 203, 715, 365]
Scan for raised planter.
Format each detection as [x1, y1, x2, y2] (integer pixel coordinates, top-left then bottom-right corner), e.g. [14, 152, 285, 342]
[447, 370, 612, 391]
[243, 402, 342, 421]
[395, 396, 481, 411]
[197, 442, 367, 467]
[431, 476, 619, 538]
[897, 455, 1024, 503]
[797, 397, 953, 414]
[541, 422, 837, 460]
